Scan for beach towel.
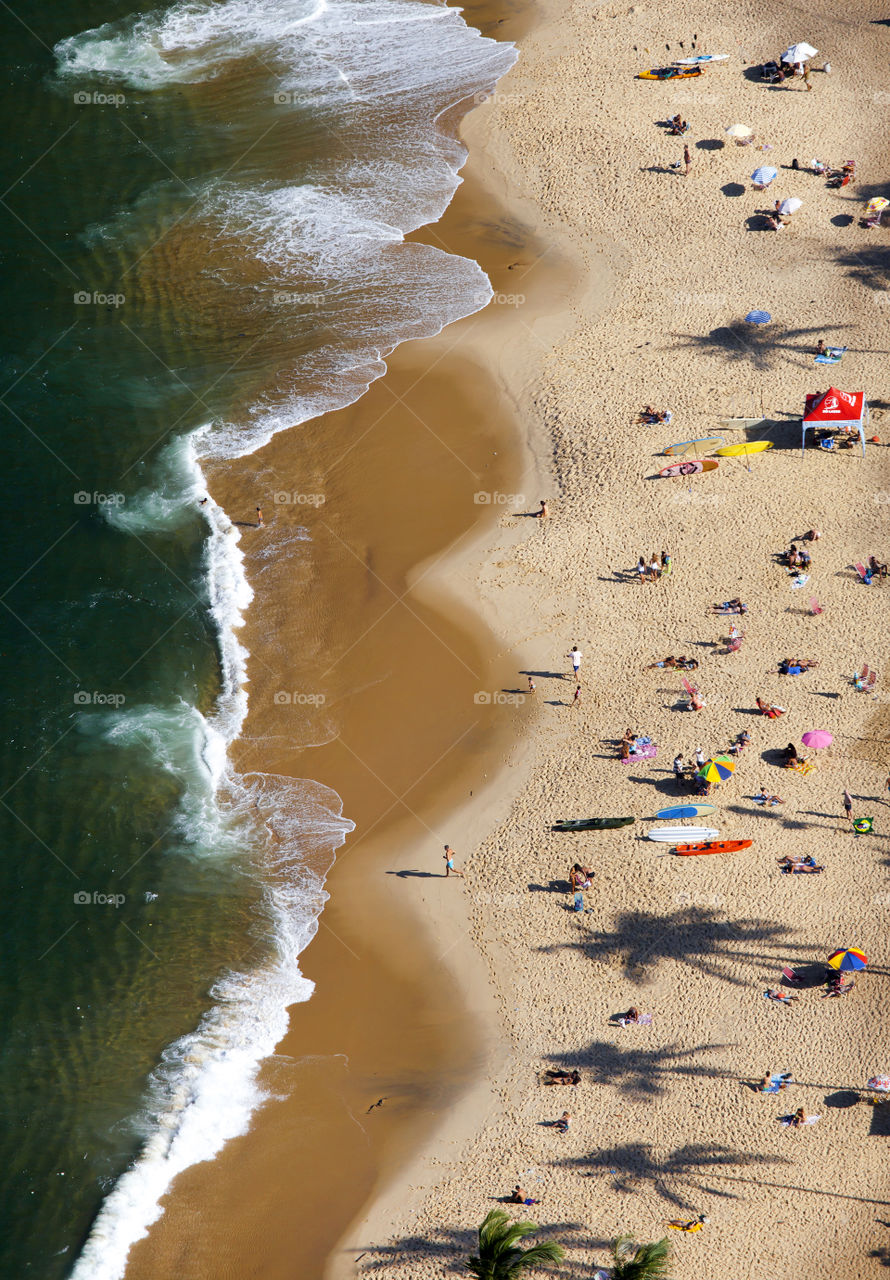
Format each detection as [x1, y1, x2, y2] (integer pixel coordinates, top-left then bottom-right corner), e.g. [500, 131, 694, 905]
[814, 347, 846, 364]
[780, 1114, 820, 1127]
[790, 573, 809, 589]
[619, 744, 656, 762]
[853, 817, 874, 834]
[573, 892, 584, 912]
[617, 1013, 653, 1027]
[763, 1071, 793, 1093]
[789, 760, 815, 775]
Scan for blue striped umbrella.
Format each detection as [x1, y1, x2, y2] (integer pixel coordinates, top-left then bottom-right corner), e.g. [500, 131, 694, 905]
[744, 310, 771, 325]
[751, 166, 777, 187]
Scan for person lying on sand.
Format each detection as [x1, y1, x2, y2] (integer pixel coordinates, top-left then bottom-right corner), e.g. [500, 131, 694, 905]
[756, 787, 784, 805]
[667, 1215, 709, 1232]
[710, 599, 747, 614]
[765, 988, 798, 1004]
[613, 1007, 653, 1026]
[757, 1071, 792, 1092]
[777, 657, 818, 675]
[646, 655, 698, 670]
[543, 1069, 581, 1086]
[756, 697, 786, 718]
[729, 731, 752, 756]
[547, 1111, 571, 1133]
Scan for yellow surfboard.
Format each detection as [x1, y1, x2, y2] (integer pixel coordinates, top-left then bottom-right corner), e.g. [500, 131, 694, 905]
[715, 441, 774, 457]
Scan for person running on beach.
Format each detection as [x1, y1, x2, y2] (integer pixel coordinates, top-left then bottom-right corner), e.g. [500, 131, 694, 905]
[443, 845, 463, 877]
[843, 790, 853, 822]
[567, 645, 582, 679]
[527, 676, 536, 694]
[571, 684, 581, 709]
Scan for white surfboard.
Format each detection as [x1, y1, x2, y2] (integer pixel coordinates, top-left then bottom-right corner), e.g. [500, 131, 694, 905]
[647, 826, 720, 843]
[674, 54, 729, 65]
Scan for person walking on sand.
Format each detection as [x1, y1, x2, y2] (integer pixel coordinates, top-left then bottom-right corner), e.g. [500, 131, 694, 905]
[684, 143, 691, 176]
[567, 645, 582, 680]
[843, 790, 853, 822]
[661, 550, 672, 576]
[537, 499, 548, 520]
[443, 844, 463, 877]
[571, 684, 581, 710]
[527, 676, 536, 694]
[256, 506, 264, 527]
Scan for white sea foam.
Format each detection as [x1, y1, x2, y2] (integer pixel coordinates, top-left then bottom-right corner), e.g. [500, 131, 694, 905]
[60, 0, 516, 1274]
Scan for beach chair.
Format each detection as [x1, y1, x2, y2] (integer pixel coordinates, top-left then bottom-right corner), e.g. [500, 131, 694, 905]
[854, 562, 873, 584]
[854, 666, 876, 692]
[782, 966, 802, 985]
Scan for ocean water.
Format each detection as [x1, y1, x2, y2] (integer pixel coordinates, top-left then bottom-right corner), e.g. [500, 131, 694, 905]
[0, 2, 514, 1278]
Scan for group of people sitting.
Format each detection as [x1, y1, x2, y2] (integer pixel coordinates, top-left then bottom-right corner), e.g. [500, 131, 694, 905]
[619, 730, 654, 759]
[778, 854, 823, 874]
[635, 405, 673, 425]
[667, 113, 689, 135]
[782, 543, 812, 571]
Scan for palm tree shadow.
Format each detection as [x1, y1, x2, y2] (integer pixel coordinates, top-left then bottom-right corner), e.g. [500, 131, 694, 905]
[537, 905, 805, 986]
[671, 321, 852, 375]
[546, 1038, 740, 1099]
[555, 1141, 787, 1210]
[351, 1221, 603, 1273]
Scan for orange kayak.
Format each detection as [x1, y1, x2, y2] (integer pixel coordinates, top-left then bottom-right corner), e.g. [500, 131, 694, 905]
[675, 839, 752, 855]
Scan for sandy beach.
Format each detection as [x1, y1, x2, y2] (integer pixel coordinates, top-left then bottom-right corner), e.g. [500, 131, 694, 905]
[332, 0, 890, 1276]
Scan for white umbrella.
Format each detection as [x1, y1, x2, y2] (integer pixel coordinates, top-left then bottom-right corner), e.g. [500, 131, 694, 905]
[778, 197, 802, 215]
[725, 123, 753, 138]
[781, 42, 817, 63]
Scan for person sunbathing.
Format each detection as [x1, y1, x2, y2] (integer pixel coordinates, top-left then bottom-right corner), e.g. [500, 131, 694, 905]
[543, 1068, 581, 1086]
[550, 1111, 571, 1133]
[711, 599, 747, 614]
[765, 988, 797, 1004]
[756, 787, 784, 805]
[778, 657, 818, 675]
[509, 1186, 539, 1205]
[646, 655, 698, 669]
[756, 697, 785, 718]
[869, 555, 888, 580]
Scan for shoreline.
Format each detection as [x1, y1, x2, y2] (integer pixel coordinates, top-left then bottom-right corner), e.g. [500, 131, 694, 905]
[118, 1, 561, 1268]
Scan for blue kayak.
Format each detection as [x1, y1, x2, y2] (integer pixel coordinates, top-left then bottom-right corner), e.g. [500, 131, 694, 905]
[655, 803, 716, 820]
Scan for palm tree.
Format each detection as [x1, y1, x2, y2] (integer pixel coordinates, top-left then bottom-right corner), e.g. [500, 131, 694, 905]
[610, 1234, 672, 1280]
[466, 1209, 564, 1279]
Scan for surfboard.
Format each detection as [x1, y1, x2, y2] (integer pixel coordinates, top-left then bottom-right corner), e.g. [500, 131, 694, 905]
[715, 441, 774, 457]
[658, 460, 719, 477]
[655, 804, 717, 820]
[675, 839, 752, 855]
[638, 66, 703, 80]
[552, 817, 634, 831]
[673, 54, 729, 65]
[663, 437, 725, 456]
[648, 826, 719, 843]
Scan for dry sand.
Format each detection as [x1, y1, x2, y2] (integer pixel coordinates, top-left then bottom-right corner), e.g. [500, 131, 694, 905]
[338, 0, 890, 1276]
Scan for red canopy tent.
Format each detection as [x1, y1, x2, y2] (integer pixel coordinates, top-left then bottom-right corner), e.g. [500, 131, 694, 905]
[802, 387, 867, 456]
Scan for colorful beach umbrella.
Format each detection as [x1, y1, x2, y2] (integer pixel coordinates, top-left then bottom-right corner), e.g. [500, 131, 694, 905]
[866, 198, 889, 214]
[751, 166, 777, 188]
[697, 755, 736, 784]
[867, 1076, 890, 1092]
[827, 948, 868, 971]
[744, 309, 771, 325]
[801, 730, 833, 749]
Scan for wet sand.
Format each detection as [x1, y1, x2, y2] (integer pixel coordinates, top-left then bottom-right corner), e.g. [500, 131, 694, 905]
[121, 22, 555, 1270]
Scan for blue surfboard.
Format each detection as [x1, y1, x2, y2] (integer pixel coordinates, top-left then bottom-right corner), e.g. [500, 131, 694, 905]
[655, 803, 717, 820]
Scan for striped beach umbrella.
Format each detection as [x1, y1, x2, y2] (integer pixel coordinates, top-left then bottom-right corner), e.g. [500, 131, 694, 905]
[744, 310, 771, 325]
[697, 755, 736, 784]
[827, 948, 867, 971]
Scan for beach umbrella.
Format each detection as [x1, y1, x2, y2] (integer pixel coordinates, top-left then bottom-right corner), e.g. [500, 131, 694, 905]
[744, 310, 771, 325]
[781, 42, 818, 63]
[866, 198, 889, 219]
[868, 1076, 890, 1092]
[801, 730, 833, 749]
[725, 123, 752, 139]
[827, 947, 868, 971]
[697, 755, 736, 784]
[751, 166, 777, 188]
[778, 197, 802, 216]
